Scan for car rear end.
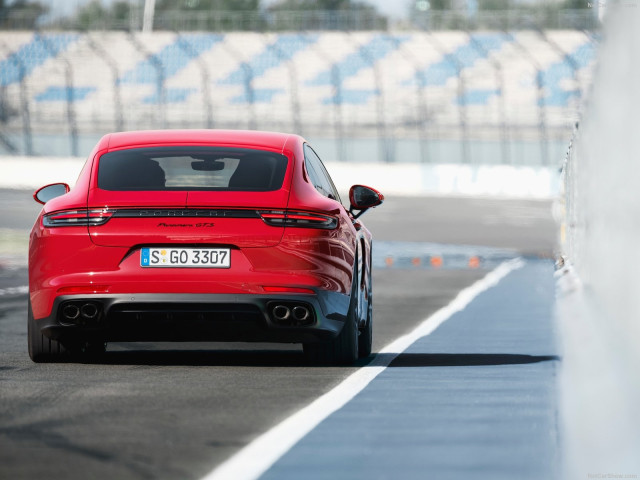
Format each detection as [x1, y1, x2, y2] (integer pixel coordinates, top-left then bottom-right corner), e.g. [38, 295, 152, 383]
[29, 131, 351, 352]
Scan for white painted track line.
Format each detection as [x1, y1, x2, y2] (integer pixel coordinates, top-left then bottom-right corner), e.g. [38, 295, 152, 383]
[201, 258, 525, 480]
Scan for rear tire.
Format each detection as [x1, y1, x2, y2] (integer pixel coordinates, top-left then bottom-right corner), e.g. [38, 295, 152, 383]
[304, 267, 359, 365]
[358, 250, 373, 358]
[358, 290, 373, 359]
[28, 301, 69, 363]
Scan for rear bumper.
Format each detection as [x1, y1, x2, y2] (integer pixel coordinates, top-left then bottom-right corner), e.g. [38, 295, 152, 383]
[35, 291, 350, 345]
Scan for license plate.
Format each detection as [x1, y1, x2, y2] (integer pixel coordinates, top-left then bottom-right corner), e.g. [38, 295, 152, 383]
[140, 248, 230, 268]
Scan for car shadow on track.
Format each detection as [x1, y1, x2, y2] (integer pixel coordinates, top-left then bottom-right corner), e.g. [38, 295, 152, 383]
[88, 348, 376, 368]
[84, 350, 558, 368]
[385, 353, 560, 367]
[94, 349, 309, 367]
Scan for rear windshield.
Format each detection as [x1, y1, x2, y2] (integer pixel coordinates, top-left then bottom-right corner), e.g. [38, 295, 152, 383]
[97, 146, 288, 191]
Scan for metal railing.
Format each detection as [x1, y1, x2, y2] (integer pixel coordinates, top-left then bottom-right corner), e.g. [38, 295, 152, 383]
[413, 9, 598, 31]
[0, 7, 600, 32]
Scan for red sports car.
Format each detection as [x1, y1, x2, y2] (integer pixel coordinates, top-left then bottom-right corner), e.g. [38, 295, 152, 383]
[28, 130, 383, 365]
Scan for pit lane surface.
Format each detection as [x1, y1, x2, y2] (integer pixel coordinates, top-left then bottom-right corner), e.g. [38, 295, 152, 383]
[0, 190, 556, 479]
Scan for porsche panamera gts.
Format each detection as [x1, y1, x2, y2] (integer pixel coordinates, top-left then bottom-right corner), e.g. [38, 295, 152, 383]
[28, 130, 383, 365]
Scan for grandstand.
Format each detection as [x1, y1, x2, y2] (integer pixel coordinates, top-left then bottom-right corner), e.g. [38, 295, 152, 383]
[0, 30, 597, 162]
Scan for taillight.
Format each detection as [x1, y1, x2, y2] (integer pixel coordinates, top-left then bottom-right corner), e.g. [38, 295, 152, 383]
[43, 208, 114, 227]
[57, 285, 110, 294]
[263, 286, 316, 294]
[259, 210, 338, 229]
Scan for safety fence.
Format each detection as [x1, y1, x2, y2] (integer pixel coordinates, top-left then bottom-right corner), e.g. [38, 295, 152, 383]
[0, 30, 598, 164]
[1, 6, 600, 32]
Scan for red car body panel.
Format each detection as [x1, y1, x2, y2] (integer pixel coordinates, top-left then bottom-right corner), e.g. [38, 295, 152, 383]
[28, 130, 372, 348]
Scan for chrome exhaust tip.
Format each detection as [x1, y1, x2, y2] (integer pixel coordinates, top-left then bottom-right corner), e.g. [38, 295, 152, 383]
[62, 304, 80, 320]
[292, 305, 310, 322]
[80, 303, 99, 320]
[272, 305, 291, 322]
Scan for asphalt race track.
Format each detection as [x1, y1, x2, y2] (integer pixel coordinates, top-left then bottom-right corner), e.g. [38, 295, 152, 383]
[0, 189, 558, 480]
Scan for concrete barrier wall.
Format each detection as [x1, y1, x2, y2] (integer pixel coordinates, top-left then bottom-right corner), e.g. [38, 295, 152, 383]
[557, 5, 640, 478]
[0, 155, 559, 198]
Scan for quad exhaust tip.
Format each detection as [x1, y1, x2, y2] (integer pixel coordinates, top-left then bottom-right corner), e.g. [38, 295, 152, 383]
[62, 304, 80, 321]
[292, 305, 310, 322]
[80, 303, 99, 320]
[60, 301, 102, 324]
[272, 305, 291, 322]
[270, 303, 314, 326]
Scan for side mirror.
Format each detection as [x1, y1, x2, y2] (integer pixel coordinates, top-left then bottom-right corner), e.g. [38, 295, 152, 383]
[349, 185, 384, 219]
[34, 183, 70, 205]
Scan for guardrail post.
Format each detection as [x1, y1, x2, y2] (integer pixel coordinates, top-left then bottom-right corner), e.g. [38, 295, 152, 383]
[507, 31, 549, 166]
[175, 32, 215, 129]
[311, 40, 345, 162]
[266, 34, 303, 136]
[425, 32, 470, 164]
[38, 32, 78, 157]
[387, 34, 430, 164]
[467, 31, 510, 165]
[355, 33, 393, 163]
[128, 31, 166, 129]
[0, 40, 32, 155]
[220, 41, 256, 130]
[86, 33, 125, 132]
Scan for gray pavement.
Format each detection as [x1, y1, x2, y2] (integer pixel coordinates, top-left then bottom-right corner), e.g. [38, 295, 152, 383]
[363, 195, 556, 257]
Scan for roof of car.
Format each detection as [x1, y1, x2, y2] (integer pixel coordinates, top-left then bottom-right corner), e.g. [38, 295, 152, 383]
[101, 129, 295, 152]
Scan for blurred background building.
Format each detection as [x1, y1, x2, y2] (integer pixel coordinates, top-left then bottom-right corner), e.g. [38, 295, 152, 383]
[0, 0, 599, 164]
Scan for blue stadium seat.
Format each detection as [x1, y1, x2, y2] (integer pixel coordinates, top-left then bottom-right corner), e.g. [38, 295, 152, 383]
[0, 33, 78, 86]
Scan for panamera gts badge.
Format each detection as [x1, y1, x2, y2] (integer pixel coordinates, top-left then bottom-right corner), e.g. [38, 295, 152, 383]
[157, 222, 216, 228]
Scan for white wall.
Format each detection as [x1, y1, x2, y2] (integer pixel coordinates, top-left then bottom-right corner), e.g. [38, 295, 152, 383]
[558, 5, 640, 478]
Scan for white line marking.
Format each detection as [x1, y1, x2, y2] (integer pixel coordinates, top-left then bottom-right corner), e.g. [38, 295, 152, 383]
[201, 257, 525, 480]
[0, 285, 28, 296]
